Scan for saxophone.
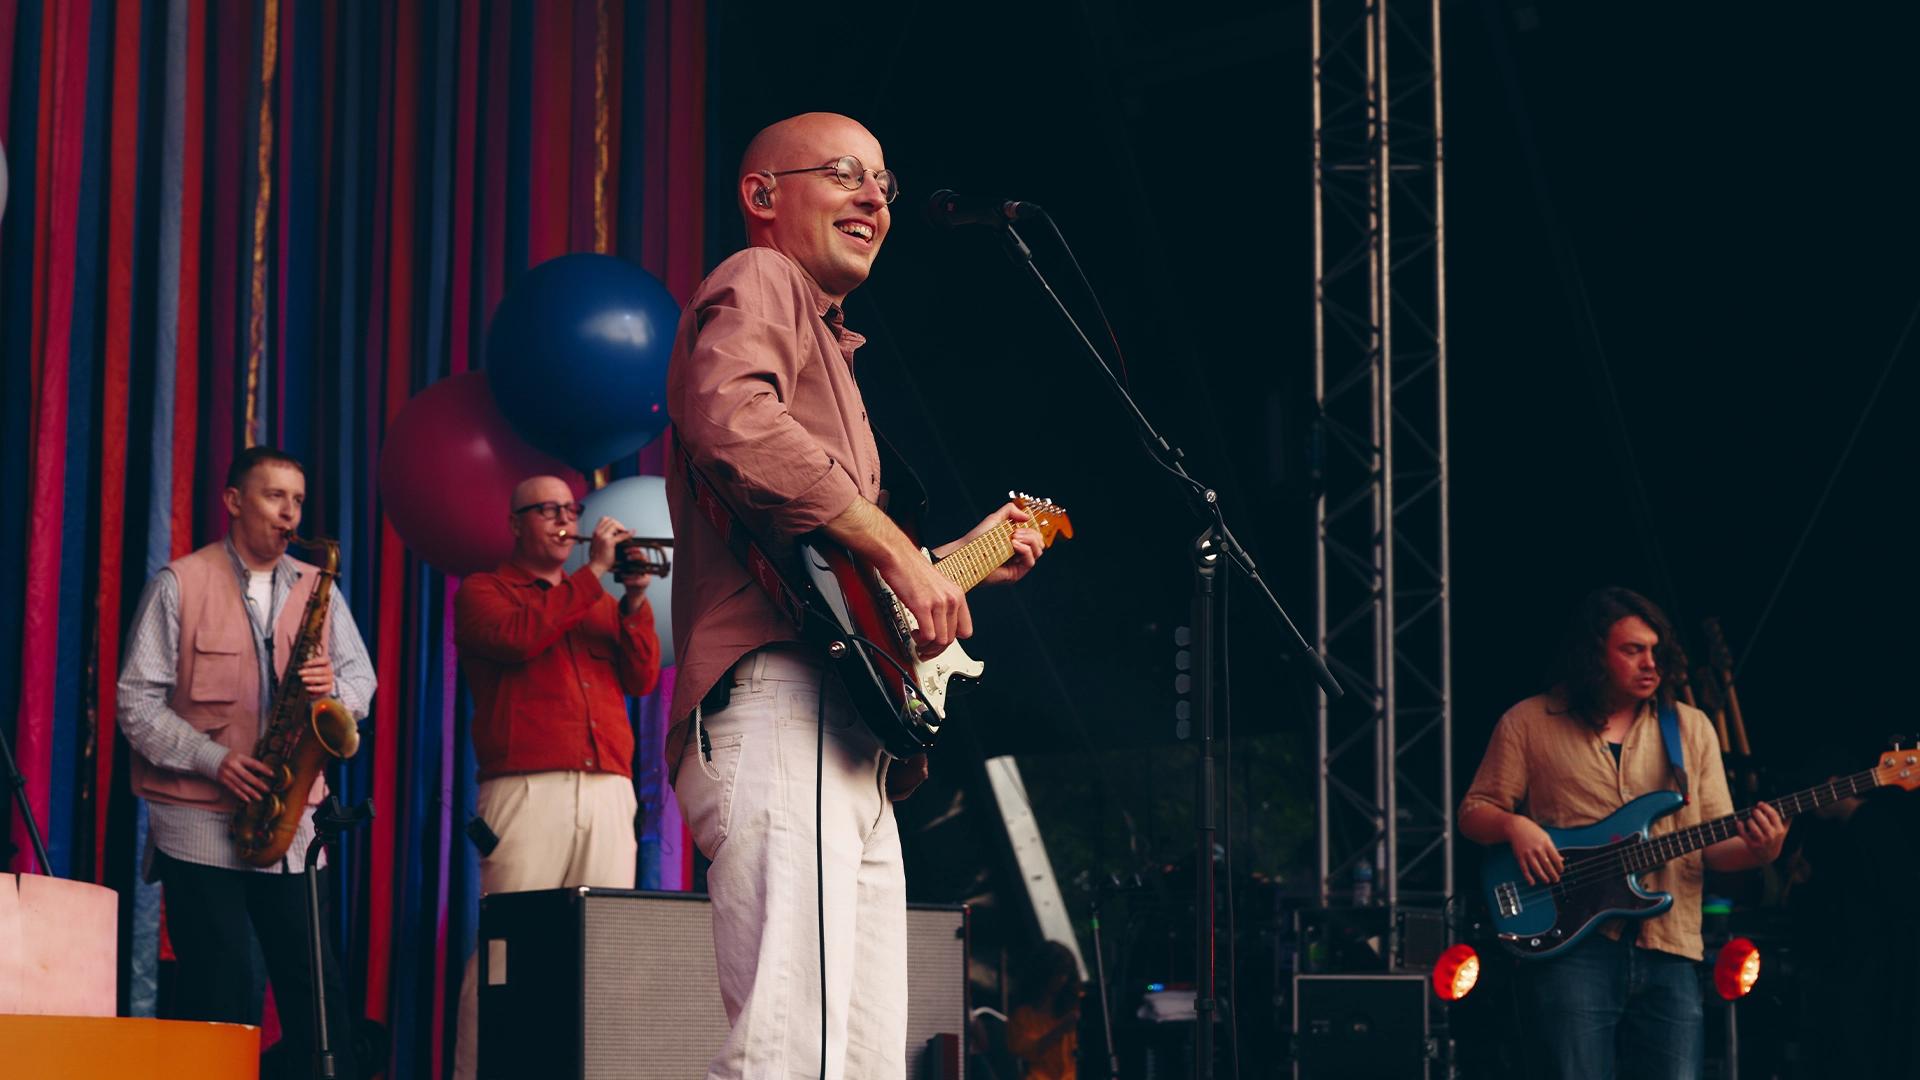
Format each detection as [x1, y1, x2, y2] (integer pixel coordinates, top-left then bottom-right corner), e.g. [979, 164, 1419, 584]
[230, 535, 363, 867]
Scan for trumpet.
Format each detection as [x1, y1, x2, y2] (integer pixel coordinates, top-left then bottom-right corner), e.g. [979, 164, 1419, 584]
[614, 539, 672, 578]
[555, 531, 672, 578]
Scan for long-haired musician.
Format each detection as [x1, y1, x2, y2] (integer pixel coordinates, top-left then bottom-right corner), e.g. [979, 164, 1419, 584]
[1459, 587, 1786, 1079]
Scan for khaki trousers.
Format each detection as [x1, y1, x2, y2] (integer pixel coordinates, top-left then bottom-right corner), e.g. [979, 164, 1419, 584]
[453, 769, 638, 1080]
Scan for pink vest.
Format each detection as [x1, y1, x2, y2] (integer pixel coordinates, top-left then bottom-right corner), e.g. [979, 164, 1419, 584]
[129, 542, 329, 811]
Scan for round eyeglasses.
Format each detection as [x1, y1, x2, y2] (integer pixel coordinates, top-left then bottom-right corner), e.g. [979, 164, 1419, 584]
[767, 155, 899, 205]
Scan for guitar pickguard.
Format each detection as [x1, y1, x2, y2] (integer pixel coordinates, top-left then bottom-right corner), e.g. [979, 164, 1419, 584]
[876, 549, 985, 719]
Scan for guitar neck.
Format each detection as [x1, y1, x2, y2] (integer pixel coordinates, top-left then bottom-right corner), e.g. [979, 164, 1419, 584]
[933, 520, 1020, 593]
[1622, 767, 1882, 873]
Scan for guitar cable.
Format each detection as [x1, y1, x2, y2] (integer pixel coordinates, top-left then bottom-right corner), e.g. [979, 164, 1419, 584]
[816, 656, 830, 1080]
[806, 622, 950, 1078]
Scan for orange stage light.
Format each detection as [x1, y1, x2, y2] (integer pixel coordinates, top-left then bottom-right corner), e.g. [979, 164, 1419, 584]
[1432, 943, 1481, 1002]
[1713, 937, 1762, 1000]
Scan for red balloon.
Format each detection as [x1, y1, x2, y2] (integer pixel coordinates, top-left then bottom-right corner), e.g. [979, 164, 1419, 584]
[379, 372, 584, 576]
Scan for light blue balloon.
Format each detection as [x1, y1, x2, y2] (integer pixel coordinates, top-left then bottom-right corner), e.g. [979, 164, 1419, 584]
[564, 475, 675, 666]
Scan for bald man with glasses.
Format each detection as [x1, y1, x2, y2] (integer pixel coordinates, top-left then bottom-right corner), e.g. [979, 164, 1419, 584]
[450, 474, 663, 1080]
[666, 112, 1046, 1080]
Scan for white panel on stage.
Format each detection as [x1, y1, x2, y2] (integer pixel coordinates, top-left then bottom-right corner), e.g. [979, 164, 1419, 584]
[0, 872, 117, 1016]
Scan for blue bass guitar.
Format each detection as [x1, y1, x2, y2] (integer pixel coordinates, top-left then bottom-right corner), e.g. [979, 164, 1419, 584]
[1481, 745, 1918, 959]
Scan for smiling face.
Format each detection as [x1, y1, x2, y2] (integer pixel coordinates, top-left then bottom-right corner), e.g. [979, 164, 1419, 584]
[740, 113, 891, 304]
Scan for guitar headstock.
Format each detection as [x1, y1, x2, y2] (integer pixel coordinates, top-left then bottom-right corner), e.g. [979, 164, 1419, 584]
[1012, 491, 1075, 547]
[1702, 617, 1735, 674]
[1874, 741, 1920, 792]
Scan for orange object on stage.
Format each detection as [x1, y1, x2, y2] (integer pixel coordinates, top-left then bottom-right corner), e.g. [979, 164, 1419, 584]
[0, 1015, 259, 1078]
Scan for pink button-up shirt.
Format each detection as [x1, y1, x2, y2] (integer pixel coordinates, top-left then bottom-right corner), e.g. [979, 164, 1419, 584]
[664, 247, 885, 777]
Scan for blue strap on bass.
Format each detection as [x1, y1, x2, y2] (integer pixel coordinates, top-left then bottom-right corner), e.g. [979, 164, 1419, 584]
[1657, 702, 1689, 801]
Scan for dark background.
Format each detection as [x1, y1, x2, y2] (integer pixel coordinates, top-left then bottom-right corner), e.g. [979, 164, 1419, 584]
[703, 0, 1918, 1070]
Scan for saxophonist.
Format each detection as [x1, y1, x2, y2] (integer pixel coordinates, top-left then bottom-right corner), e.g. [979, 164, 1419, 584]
[119, 446, 375, 1077]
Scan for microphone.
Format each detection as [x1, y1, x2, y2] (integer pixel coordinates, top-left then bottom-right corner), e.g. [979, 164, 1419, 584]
[924, 189, 1044, 229]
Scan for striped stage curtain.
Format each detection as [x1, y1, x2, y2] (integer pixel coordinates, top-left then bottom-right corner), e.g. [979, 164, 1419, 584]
[0, 1, 705, 1075]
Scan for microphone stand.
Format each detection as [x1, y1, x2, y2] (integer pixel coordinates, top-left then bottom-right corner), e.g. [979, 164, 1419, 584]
[0, 719, 53, 874]
[303, 794, 373, 1080]
[995, 216, 1344, 1080]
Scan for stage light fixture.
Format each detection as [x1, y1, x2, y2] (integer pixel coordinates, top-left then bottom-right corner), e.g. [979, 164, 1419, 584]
[1714, 937, 1761, 1000]
[1430, 943, 1480, 1002]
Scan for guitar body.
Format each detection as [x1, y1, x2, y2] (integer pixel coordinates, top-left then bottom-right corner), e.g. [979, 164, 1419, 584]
[787, 494, 1072, 759]
[1481, 791, 1685, 960]
[800, 541, 980, 758]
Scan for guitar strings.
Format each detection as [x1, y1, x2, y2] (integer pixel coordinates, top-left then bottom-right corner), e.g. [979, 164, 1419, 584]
[1501, 768, 1880, 908]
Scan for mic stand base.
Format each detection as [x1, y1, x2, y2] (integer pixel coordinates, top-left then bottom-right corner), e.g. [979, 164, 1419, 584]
[1191, 528, 1221, 1080]
[303, 795, 373, 1080]
[1087, 893, 1123, 1079]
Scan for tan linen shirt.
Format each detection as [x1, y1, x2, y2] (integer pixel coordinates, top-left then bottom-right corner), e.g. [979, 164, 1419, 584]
[1460, 693, 1734, 960]
[663, 247, 885, 778]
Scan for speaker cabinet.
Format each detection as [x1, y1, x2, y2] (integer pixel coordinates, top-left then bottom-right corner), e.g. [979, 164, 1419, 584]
[1292, 973, 1432, 1079]
[479, 888, 967, 1079]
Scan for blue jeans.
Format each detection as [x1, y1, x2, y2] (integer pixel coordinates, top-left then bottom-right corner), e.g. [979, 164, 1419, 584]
[1518, 932, 1703, 1080]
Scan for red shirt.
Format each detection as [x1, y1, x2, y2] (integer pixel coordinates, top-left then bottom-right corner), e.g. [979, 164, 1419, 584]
[454, 562, 662, 781]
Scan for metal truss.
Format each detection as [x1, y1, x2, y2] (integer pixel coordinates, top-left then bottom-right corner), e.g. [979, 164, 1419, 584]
[1312, 0, 1452, 909]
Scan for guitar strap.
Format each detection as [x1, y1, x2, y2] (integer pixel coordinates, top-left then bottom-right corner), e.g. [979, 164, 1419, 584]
[1657, 702, 1690, 801]
[671, 428, 821, 635]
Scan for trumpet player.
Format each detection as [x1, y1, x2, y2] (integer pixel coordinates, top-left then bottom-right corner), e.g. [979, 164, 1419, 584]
[118, 446, 374, 1076]
[450, 474, 663, 1080]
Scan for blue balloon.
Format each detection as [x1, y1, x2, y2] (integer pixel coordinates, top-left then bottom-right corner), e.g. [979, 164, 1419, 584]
[563, 476, 676, 666]
[486, 254, 679, 470]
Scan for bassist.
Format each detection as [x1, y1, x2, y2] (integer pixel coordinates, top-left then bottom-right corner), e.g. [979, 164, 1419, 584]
[1459, 587, 1786, 1080]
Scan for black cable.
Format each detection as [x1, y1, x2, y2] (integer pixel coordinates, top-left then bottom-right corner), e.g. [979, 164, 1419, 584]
[1736, 289, 1919, 677]
[1042, 212, 1131, 386]
[817, 658, 831, 1079]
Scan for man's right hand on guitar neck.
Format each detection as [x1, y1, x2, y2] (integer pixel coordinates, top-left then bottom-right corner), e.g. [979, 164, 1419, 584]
[823, 498, 971, 653]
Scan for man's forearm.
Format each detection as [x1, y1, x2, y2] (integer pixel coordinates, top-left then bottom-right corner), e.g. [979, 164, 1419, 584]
[1459, 803, 1519, 846]
[819, 498, 922, 573]
[1704, 837, 1769, 872]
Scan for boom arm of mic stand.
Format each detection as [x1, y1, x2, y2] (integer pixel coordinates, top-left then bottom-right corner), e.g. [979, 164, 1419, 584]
[998, 218, 1343, 700]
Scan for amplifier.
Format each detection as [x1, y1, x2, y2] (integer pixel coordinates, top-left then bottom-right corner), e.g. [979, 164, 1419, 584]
[478, 888, 968, 1079]
[1292, 973, 1432, 1079]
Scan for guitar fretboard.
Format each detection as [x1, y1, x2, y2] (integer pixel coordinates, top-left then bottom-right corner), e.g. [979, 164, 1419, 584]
[1620, 768, 1882, 874]
[934, 520, 1021, 593]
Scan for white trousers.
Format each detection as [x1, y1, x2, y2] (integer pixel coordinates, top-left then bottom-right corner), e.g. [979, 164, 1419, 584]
[453, 769, 638, 1080]
[672, 646, 909, 1080]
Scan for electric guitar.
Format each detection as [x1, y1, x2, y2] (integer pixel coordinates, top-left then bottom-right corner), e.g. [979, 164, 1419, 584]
[1481, 743, 1920, 959]
[798, 493, 1073, 758]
